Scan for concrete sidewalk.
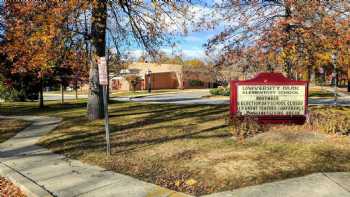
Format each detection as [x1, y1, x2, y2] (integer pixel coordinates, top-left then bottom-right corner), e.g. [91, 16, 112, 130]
[0, 115, 191, 197]
[204, 173, 350, 197]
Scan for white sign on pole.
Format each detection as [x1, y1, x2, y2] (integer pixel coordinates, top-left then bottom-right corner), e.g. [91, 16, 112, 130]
[319, 67, 324, 74]
[98, 57, 108, 85]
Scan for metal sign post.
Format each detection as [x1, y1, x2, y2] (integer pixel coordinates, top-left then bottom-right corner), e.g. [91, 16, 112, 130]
[98, 57, 111, 156]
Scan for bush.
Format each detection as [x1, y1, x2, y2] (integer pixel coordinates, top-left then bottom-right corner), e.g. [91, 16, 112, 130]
[228, 116, 265, 140]
[0, 84, 26, 101]
[189, 80, 204, 87]
[0, 79, 39, 101]
[309, 111, 350, 135]
[210, 86, 230, 96]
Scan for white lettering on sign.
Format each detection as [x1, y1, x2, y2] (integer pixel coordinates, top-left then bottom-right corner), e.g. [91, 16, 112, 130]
[237, 85, 305, 116]
[98, 57, 108, 85]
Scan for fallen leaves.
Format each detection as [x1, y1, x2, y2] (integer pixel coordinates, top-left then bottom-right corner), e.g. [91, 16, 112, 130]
[0, 177, 26, 197]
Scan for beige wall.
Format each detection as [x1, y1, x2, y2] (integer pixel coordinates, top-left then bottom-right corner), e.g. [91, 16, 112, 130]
[128, 63, 183, 75]
[112, 62, 212, 91]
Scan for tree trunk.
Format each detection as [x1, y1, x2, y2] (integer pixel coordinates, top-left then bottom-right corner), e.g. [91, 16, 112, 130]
[87, 1, 107, 120]
[284, 4, 293, 79]
[286, 60, 293, 79]
[39, 77, 44, 108]
[75, 80, 78, 100]
[60, 83, 64, 104]
[75, 89, 78, 100]
[307, 66, 312, 82]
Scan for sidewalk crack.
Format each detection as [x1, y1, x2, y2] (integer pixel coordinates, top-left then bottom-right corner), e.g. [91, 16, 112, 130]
[322, 172, 350, 194]
[73, 181, 119, 197]
[1, 160, 58, 197]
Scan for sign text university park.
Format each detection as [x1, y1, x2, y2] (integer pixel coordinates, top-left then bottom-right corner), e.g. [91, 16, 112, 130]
[230, 72, 309, 124]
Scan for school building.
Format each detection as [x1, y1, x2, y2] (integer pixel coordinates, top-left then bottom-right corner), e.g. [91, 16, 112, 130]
[111, 62, 214, 91]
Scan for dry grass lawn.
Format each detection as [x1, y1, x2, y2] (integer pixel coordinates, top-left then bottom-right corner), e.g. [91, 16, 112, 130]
[0, 118, 30, 143]
[1, 101, 350, 195]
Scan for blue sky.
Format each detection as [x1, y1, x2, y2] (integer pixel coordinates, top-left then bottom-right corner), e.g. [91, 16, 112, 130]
[122, 28, 221, 61]
[160, 1, 219, 61]
[175, 30, 217, 59]
[112, 1, 222, 61]
[113, 27, 221, 61]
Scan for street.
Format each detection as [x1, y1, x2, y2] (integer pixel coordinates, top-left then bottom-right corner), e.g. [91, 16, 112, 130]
[43, 89, 350, 106]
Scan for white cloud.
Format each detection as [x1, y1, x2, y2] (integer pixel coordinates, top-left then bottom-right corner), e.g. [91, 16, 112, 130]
[158, 47, 207, 60]
[182, 49, 206, 60]
[125, 48, 208, 61]
[183, 36, 202, 42]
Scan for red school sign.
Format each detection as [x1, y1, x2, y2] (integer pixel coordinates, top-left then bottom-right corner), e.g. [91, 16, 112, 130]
[230, 72, 309, 124]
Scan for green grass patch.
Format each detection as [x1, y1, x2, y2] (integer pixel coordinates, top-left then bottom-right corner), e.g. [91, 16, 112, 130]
[308, 87, 339, 98]
[0, 101, 350, 195]
[111, 89, 178, 97]
[309, 91, 336, 98]
[0, 100, 87, 118]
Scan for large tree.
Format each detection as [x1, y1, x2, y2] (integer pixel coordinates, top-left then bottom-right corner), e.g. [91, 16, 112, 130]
[42, 0, 192, 119]
[80, 0, 192, 120]
[1, 1, 90, 106]
[1, 1, 65, 107]
[207, 0, 350, 87]
[1, 0, 192, 113]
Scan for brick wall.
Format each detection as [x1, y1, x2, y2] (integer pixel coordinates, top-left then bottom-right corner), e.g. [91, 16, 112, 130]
[144, 72, 179, 90]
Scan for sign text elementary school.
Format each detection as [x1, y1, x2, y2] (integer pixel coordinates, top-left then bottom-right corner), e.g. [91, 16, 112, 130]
[230, 73, 309, 124]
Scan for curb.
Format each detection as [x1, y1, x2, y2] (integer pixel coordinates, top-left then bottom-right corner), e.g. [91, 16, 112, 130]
[113, 91, 179, 99]
[0, 163, 53, 197]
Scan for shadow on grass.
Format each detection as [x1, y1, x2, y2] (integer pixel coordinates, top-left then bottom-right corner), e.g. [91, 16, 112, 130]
[108, 105, 227, 133]
[108, 104, 193, 118]
[39, 103, 229, 158]
[0, 101, 87, 116]
[111, 124, 228, 154]
[41, 123, 227, 157]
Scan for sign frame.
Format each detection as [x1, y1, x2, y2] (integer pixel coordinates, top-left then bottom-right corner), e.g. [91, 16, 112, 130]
[230, 72, 309, 124]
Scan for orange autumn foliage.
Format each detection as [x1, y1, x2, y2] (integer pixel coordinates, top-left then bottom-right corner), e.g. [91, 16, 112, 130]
[1, 1, 87, 77]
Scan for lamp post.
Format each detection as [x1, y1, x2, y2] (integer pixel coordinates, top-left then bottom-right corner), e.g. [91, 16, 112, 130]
[147, 70, 152, 93]
[332, 52, 337, 106]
